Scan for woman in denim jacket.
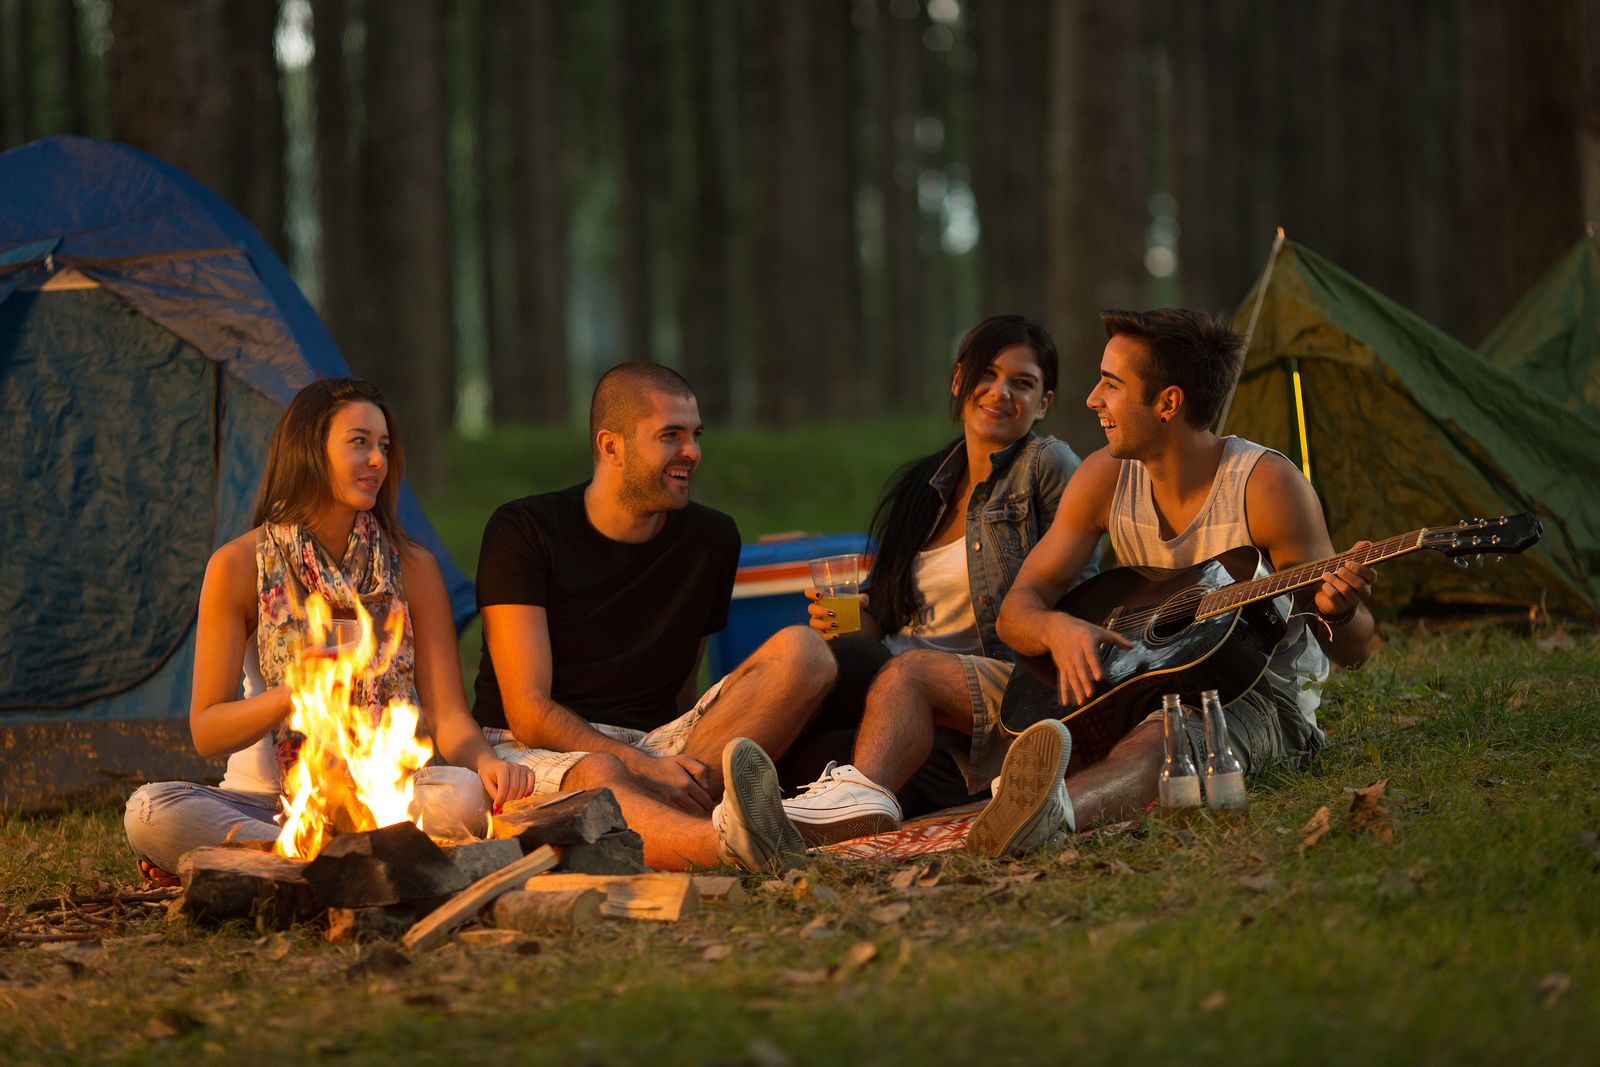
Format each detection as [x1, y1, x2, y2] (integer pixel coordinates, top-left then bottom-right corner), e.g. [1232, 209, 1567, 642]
[781, 315, 1094, 839]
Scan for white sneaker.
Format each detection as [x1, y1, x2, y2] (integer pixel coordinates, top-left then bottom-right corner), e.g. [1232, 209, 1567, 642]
[713, 738, 807, 871]
[967, 719, 1074, 858]
[781, 762, 903, 846]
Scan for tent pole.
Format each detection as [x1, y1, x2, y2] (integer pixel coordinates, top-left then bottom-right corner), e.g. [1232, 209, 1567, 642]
[1215, 226, 1286, 435]
[1288, 355, 1313, 482]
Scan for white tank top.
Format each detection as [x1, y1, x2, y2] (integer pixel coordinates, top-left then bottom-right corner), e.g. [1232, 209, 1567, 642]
[882, 536, 984, 657]
[1109, 437, 1328, 728]
[216, 631, 282, 796]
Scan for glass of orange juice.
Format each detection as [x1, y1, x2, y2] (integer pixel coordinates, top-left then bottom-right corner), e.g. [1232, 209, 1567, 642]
[808, 554, 861, 636]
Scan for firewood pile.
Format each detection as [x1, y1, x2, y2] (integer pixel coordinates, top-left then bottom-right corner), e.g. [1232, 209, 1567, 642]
[2, 883, 182, 945]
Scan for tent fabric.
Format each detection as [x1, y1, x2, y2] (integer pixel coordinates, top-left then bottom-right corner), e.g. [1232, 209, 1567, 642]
[1476, 236, 1600, 428]
[0, 135, 474, 719]
[1225, 241, 1600, 617]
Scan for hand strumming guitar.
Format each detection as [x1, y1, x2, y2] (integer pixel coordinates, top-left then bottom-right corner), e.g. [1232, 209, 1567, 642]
[1034, 611, 1134, 708]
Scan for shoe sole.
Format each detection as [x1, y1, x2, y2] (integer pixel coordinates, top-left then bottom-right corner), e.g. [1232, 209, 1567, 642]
[723, 739, 806, 867]
[789, 811, 902, 847]
[967, 720, 1070, 859]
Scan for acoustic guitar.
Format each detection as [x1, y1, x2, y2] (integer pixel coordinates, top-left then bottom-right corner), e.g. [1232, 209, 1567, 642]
[998, 514, 1543, 763]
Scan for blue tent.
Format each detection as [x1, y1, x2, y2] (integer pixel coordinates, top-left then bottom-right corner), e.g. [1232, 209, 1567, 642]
[0, 136, 473, 807]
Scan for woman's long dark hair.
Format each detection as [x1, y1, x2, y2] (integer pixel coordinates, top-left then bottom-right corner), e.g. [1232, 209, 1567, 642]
[866, 315, 1057, 633]
[250, 377, 411, 550]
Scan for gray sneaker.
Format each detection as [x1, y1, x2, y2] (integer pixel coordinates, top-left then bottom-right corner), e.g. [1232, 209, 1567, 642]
[713, 738, 807, 871]
[966, 719, 1074, 858]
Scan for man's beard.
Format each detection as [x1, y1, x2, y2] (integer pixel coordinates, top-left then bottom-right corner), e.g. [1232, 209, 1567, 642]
[618, 454, 686, 513]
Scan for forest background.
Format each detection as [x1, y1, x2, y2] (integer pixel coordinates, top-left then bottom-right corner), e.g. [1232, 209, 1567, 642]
[3, 0, 1598, 499]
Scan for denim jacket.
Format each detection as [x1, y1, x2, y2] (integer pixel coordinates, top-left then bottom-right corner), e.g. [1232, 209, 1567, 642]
[923, 432, 1098, 663]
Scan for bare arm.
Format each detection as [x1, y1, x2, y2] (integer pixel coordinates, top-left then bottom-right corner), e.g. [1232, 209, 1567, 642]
[1243, 453, 1376, 668]
[189, 533, 294, 758]
[481, 603, 713, 813]
[401, 547, 532, 808]
[997, 450, 1133, 706]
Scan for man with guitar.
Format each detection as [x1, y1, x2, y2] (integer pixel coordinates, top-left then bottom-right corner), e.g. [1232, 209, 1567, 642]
[984, 307, 1376, 848]
[782, 307, 1378, 858]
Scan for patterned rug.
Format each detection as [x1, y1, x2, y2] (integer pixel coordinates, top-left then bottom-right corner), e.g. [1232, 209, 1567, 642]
[818, 800, 989, 860]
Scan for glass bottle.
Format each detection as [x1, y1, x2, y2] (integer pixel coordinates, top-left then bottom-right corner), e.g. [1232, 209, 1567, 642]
[1158, 694, 1202, 827]
[1200, 689, 1249, 823]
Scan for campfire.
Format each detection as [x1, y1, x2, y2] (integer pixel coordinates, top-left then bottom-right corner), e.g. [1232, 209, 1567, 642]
[274, 593, 434, 859]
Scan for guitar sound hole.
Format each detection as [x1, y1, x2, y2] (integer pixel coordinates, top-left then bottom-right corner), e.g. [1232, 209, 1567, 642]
[1148, 595, 1201, 643]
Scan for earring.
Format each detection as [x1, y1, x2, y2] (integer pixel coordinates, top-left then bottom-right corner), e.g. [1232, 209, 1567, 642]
[1160, 416, 1167, 422]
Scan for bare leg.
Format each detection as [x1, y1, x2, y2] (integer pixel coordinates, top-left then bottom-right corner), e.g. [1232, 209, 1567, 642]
[683, 625, 837, 796]
[564, 753, 721, 870]
[851, 650, 975, 792]
[1063, 720, 1163, 826]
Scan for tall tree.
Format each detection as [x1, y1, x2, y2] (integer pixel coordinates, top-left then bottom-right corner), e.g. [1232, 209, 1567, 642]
[1044, 0, 1147, 456]
[876, 0, 924, 410]
[108, 0, 212, 181]
[616, 0, 665, 367]
[505, 0, 569, 423]
[362, 0, 455, 492]
[974, 0, 1050, 325]
[0, 0, 25, 148]
[478, 0, 518, 420]
[213, 0, 287, 258]
[811, 0, 864, 418]
[678, 0, 736, 420]
[1583, 0, 1600, 227]
[312, 0, 373, 374]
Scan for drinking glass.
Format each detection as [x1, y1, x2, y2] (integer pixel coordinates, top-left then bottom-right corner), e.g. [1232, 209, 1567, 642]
[808, 554, 862, 636]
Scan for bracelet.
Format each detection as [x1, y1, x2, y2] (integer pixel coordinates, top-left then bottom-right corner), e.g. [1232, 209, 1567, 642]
[1319, 605, 1357, 628]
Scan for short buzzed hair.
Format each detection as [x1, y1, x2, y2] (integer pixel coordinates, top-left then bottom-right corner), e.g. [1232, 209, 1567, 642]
[1099, 308, 1244, 428]
[589, 361, 697, 458]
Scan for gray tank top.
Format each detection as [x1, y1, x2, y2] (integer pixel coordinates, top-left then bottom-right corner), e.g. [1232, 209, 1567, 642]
[1109, 437, 1328, 730]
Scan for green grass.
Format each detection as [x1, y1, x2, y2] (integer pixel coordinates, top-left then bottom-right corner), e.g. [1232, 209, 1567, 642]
[4, 624, 1598, 1064]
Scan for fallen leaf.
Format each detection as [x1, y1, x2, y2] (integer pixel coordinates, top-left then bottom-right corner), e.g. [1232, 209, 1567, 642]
[1345, 778, 1393, 837]
[811, 884, 840, 903]
[747, 1037, 793, 1067]
[1237, 874, 1277, 893]
[1056, 848, 1080, 864]
[760, 880, 787, 895]
[1297, 806, 1332, 854]
[1158, 892, 1193, 909]
[1201, 990, 1227, 1012]
[1481, 777, 1510, 787]
[890, 868, 920, 889]
[145, 1010, 204, 1040]
[916, 859, 944, 887]
[1507, 695, 1526, 712]
[1109, 859, 1136, 876]
[788, 875, 812, 900]
[781, 967, 834, 985]
[1536, 630, 1576, 653]
[841, 941, 878, 970]
[702, 943, 733, 962]
[1536, 972, 1571, 1009]
[955, 873, 984, 885]
[800, 915, 837, 939]
[870, 902, 911, 925]
[264, 935, 293, 962]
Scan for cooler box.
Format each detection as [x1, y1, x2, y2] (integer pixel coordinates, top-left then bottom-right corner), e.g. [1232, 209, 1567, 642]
[706, 533, 874, 679]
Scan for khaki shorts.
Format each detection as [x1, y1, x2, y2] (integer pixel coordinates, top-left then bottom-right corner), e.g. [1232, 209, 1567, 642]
[944, 654, 1015, 795]
[482, 677, 726, 796]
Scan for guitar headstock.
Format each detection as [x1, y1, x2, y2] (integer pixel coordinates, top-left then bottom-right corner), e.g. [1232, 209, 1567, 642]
[1420, 514, 1542, 558]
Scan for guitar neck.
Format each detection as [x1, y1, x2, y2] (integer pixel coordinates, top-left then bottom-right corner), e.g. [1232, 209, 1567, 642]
[1196, 530, 1425, 619]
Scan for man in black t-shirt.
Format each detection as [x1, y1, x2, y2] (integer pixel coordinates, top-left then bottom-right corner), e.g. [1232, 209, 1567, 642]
[471, 361, 834, 871]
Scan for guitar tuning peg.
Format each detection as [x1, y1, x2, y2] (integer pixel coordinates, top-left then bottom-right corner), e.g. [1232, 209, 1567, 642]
[1454, 557, 1469, 569]
[1476, 554, 1485, 566]
[1496, 555, 1505, 563]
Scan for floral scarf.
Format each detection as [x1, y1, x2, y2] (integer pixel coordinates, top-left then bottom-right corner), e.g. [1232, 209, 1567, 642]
[256, 512, 417, 784]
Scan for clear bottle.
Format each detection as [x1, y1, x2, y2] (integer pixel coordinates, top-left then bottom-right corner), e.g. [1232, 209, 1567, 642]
[1200, 689, 1249, 823]
[1158, 694, 1202, 827]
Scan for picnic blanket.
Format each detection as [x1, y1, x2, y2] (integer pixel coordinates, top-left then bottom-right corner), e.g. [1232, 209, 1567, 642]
[819, 800, 988, 860]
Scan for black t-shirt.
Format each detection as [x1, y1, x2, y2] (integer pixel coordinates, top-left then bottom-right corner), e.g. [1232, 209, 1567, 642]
[472, 482, 741, 733]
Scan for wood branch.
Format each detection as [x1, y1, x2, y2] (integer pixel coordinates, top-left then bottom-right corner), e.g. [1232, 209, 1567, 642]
[692, 875, 745, 907]
[324, 904, 420, 944]
[403, 845, 559, 951]
[303, 822, 470, 909]
[522, 872, 700, 922]
[554, 830, 645, 876]
[490, 789, 628, 850]
[439, 839, 525, 883]
[491, 888, 601, 934]
[2, 931, 103, 943]
[176, 848, 318, 928]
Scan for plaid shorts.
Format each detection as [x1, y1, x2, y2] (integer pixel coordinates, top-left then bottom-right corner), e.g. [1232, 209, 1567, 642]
[481, 676, 726, 796]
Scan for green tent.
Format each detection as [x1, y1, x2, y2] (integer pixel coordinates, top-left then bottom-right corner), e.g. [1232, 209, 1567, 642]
[1222, 241, 1600, 617]
[1477, 234, 1600, 428]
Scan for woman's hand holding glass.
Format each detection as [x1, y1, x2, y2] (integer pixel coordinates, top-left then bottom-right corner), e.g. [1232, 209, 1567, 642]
[806, 588, 881, 641]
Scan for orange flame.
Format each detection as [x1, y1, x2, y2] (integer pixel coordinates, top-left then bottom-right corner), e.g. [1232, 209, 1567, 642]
[274, 593, 433, 858]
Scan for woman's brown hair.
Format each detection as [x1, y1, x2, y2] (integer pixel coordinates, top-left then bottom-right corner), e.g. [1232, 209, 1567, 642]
[249, 377, 411, 550]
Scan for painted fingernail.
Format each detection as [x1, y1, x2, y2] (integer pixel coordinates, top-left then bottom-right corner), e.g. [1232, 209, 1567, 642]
[828, 611, 835, 617]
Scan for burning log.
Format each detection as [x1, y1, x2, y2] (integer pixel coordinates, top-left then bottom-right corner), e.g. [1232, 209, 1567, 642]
[439, 839, 524, 882]
[301, 822, 469, 909]
[522, 872, 700, 922]
[555, 830, 646, 876]
[491, 888, 602, 934]
[403, 844, 560, 951]
[490, 789, 628, 851]
[176, 848, 318, 927]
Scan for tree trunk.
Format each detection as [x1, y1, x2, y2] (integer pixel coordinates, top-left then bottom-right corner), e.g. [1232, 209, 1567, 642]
[974, 0, 1050, 324]
[51, 0, 85, 135]
[0, 0, 23, 148]
[508, 0, 569, 423]
[312, 0, 371, 372]
[215, 0, 288, 258]
[678, 0, 734, 421]
[616, 0, 662, 367]
[108, 0, 212, 180]
[811, 0, 863, 419]
[878, 0, 923, 411]
[1043, 0, 1146, 456]
[362, 0, 455, 493]
[1580, 0, 1600, 228]
[480, 0, 518, 423]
